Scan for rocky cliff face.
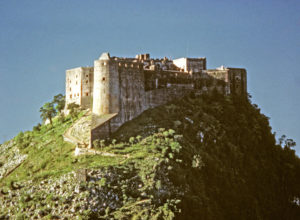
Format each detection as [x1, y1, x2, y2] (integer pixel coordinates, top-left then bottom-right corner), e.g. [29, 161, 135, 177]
[0, 140, 27, 180]
[0, 93, 299, 219]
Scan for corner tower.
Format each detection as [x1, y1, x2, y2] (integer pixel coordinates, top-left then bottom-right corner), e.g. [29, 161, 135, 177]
[92, 52, 120, 115]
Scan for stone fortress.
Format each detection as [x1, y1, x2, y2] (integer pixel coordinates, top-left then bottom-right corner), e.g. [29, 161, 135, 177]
[64, 52, 247, 147]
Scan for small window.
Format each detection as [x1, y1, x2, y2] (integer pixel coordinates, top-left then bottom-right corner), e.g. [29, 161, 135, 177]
[103, 62, 107, 66]
[86, 75, 88, 77]
[76, 81, 78, 85]
[70, 94, 72, 98]
[70, 88, 71, 91]
[77, 93, 79, 96]
[86, 92, 89, 96]
[102, 77, 105, 81]
[86, 80, 88, 84]
[76, 75, 78, 78]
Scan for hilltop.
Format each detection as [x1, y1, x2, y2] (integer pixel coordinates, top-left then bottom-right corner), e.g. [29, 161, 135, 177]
[0, 93, 299, 219]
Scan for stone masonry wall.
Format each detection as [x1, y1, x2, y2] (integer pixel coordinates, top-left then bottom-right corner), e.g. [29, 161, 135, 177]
[90, 66, 247, 144]
[91, 67, 195, 143]
[80, 67, 94, 109]
[65, 67, 93, 110]
[66, 54, 247, 146]
[66, 68, 82, 107]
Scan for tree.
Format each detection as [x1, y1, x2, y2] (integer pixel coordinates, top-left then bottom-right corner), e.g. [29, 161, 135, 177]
[33, 123, 41, 132]
[53, 94, 65, 113]
[40, 102, 56, 126]
[279, 135, 296, 150]
[67, 102, 80, 119]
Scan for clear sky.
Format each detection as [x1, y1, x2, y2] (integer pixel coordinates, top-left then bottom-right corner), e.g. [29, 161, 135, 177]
[0, 0, 299, 153]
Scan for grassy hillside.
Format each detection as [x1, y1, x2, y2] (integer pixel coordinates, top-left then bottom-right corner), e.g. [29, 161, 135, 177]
[0, 93, 299, 219]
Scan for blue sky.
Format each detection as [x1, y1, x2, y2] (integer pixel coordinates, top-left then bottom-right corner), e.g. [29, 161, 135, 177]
[0, 0, 299, 153]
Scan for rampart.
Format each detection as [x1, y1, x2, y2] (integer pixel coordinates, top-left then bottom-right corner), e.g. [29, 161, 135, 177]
[65, 53, 247, 147]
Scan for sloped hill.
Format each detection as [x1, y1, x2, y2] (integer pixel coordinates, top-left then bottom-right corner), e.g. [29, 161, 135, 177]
[0, 93, 299, 219]
[113, 92, 300, 219]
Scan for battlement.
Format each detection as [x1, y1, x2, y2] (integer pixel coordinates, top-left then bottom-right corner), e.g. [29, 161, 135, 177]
[117, 61, 143, 69]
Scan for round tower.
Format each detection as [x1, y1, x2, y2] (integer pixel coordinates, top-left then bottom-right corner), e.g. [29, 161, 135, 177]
[92, 52, 119, 115]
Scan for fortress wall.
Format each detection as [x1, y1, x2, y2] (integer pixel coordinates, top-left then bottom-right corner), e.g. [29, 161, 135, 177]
[80, 54, 247, 144]
[109, 63, 145, 131]
[91, 121, 111, 144]
[90, 61, 146, 143]
[65, 68, 83, 107]
[144, 70, 193, 91]
[91, 68, 195, 143]
[145, 87, 194, 108]
[80, 67, 94, 109]
[228, 68, 247, 95]
[90, 113, 118, 146]
[205, 70, 230, 94]
[90, 86, 194, 143]
[205, 70, 228, 81]
[93, 56, 119, 115]
[117, 63, 145, 122]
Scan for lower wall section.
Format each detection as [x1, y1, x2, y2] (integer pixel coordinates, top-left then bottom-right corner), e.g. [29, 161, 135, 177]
[90, 120, 111, 147]
[146, 87, 194, 108]
[90, 113, 118, 147]
[90, 87, 195, 145]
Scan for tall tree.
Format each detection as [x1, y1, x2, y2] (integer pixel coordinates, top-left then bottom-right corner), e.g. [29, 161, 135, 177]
[40, 102, 56, 126]
[53, 94, 65, 113]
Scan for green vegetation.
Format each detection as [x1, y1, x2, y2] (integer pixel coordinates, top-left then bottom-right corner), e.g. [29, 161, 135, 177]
[39, 93, 65, 126]
[1, 110, 82, 187]
[39, 102, 56, 126]
[67, 102, 80, 115]
[0, 93, 299, 219]
[112, 92, 300, 219]
[53, 93, 65, 113]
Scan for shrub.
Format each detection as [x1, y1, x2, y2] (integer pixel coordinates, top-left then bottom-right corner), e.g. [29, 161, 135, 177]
[33, 123, 41, 132]
[93, 139, 100, 148]
[129, 137, 135, 144]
